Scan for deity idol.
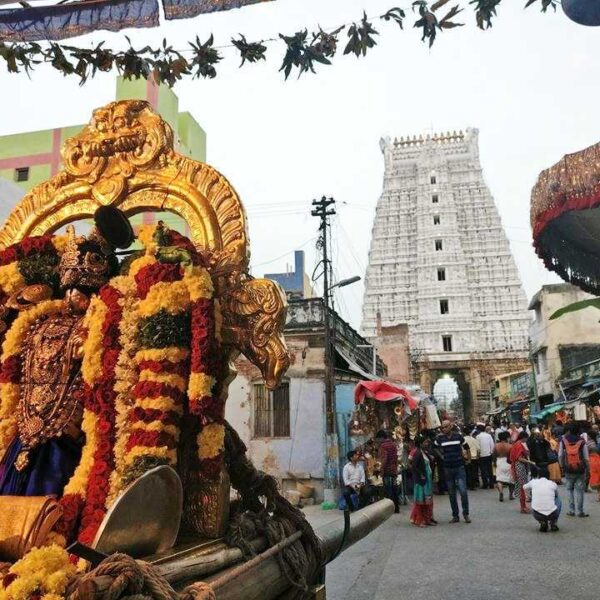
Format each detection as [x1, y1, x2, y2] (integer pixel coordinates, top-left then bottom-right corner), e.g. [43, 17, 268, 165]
[0, 99, 291, 560]
[0, 208, 133, 497]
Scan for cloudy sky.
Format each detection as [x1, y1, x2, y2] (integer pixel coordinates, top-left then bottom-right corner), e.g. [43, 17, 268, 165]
[0, 0, 598, 330]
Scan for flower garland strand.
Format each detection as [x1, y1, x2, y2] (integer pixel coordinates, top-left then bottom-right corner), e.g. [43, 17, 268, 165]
[0, 545, 76, 600]
[76, 285, 124, 546]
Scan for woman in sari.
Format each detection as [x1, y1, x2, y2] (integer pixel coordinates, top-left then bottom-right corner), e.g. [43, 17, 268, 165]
[509, 431, 534, 513]
[409, 435, 437, 528]
[543, 427, 562, 483]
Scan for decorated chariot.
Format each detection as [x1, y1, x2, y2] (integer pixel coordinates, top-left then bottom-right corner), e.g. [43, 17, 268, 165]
[0, 100, 392, 600]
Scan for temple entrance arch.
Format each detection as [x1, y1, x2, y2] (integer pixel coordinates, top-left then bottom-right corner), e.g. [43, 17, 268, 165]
[430, 369, 471, 421]
[414, 355, 531, 421]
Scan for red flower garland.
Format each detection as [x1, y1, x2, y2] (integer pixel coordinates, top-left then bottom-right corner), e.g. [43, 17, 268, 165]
[77, 285, 123, 546]
[134, 262, 182, 299]
[0, 235, 56, 266]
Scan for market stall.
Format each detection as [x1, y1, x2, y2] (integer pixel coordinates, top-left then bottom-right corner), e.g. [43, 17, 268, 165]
[351, 380, 432, 443]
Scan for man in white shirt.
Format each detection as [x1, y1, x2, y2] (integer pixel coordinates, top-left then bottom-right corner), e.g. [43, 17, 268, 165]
[342, 450, 368, 511]
[524, 465, 560, 532]
[476, 425, 495, 489]
[463, 427, 480, 490]
[495, 422, 508, 441]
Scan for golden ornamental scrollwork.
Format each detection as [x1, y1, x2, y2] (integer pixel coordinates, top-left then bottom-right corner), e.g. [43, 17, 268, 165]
[0, 100, 248, 280]
[221, 276, 291, 389]
[0, 99, 289, 389]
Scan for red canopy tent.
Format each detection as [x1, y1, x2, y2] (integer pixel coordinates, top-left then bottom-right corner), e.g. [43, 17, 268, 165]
[354, 380, 419, 410]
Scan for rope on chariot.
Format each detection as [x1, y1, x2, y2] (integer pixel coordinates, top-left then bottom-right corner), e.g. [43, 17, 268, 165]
[224, 421, 323, 595]
[65, 553, 216, 600]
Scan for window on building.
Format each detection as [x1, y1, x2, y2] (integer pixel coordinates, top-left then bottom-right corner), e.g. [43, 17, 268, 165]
[437, 267, 446, 281]
[433, 215, 441, 225]
[440, 299, 449, 314]
[442, 335, 453, 352]
[435, 239, 443, 251]
[431, 175, 437, 185]
[535, 349, 547, 375]
[253, 382, 290, 438]
[14, 167, 29, 182]
[432, 194, 439, 203]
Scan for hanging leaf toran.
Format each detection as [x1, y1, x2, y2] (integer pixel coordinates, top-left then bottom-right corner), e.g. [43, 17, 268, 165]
[0, 0, 559, 85]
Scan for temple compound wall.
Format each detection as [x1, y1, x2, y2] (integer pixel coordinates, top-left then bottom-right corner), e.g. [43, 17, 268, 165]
[362, 129, 531, 418]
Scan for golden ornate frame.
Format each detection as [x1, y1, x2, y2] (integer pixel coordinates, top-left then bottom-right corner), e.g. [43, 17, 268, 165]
[0, 100, 248, 277]
[0, 99, 290, 389]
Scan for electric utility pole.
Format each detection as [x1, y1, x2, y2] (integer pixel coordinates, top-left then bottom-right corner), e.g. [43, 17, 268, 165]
[312, 196, 336, 437]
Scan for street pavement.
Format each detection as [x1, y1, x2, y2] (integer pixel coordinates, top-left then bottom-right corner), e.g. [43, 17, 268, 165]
[304, 486, 600, 600]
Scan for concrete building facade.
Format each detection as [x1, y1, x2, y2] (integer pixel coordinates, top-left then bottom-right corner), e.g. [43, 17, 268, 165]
[225, 298, 386, 501]
[362, 129, 531, 417]
[529, 283, 600, 403]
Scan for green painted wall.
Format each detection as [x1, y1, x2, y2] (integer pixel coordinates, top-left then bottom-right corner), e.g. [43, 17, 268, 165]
[0, 164, 51, 191]
[61, 125, 85, 143]
[0, 129, 54, 160]
[177, 112, 206, 161]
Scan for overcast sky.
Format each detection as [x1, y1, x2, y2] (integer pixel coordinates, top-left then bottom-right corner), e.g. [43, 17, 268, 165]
[0, 0, 598, 331]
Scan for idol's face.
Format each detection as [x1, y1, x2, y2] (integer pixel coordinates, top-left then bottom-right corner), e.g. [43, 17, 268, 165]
[59, 239, 111, 292]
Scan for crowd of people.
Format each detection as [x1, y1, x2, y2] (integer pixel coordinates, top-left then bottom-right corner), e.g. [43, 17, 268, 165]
[341, 417, 600, 533]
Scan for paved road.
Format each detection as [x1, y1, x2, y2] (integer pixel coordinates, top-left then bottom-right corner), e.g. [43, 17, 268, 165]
[305, 486, 600, 600]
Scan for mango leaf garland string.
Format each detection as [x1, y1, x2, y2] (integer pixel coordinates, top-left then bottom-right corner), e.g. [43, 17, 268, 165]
[0, 2, 559, 84]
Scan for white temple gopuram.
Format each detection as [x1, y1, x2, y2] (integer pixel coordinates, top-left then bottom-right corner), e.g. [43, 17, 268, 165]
[361, 129, 531, 417]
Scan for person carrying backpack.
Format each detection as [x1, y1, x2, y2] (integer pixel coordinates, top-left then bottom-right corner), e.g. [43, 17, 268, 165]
[559, 422, 590, 517]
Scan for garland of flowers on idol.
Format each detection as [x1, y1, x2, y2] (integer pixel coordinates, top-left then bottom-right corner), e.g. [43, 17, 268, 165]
[0, 225, 225, 557]
[121, 224, 224, 487]
[57, 224, 224, 546]
[0, 235, 66, 466]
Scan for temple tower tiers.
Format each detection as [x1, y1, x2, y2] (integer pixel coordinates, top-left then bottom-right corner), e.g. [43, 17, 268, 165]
[361, 129, 530, 385]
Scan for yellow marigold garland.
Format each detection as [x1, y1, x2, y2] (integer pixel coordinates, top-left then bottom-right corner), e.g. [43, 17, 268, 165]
[138, 280, 191, 317]
[2, 300, 64, 358]
[0, 545, 76, 600]
[188, 373, 216, 400]
[128, 254, 156, 278]
[108, 275, 140, 505]
[0, 262, 25, 296]
[81, 297, 108, 387]
[134, 347, 190, 363]
[197, 423, 225, 461]
[121, 245, 191, 482]
[62, 409, 97, 498]
[138, 370, 187, 391]
[184, 267, 213, 302]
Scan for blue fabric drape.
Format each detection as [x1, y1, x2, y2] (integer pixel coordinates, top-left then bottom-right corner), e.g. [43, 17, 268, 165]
[0, 437, 82, 497]
[0, 0, 159, 43]
[163, 0, 274, 21]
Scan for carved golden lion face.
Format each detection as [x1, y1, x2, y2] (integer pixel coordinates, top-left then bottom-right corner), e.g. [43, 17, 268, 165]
[62, 101, 173, 176]
[84, 100, 169, 159]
